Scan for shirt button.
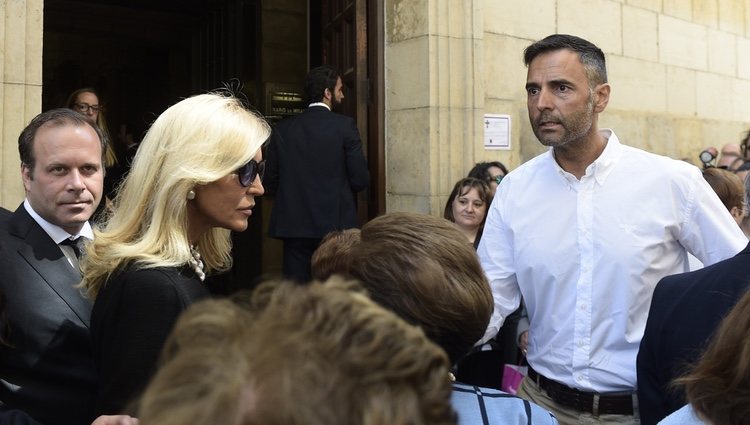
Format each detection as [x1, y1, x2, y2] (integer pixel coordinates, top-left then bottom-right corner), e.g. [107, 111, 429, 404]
[576, 376, 583, 382]
[578, 340, 585, 347]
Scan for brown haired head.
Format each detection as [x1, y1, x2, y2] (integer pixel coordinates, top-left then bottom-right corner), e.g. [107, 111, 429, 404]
[311, 228, 362, 280]
[349, 212, 493, 365]
[675, 289, 750, 424]
[702, 167, 745, 221]
[139, 277, 456, 425]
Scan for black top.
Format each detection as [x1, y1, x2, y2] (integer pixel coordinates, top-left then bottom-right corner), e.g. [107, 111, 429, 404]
[0, 205, 97, 425]
[91, 265, 210, 415]
[637, 241, 750, 425]
[265, 106, 369, 238]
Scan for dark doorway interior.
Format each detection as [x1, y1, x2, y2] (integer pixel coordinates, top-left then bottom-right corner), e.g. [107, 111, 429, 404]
[43, 0, 267, 294]
[43, 0, 382, 290]
[43, 0, 261, 142]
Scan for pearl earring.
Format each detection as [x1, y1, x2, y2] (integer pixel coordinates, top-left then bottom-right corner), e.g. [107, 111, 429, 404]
[187, 189, 196, 200]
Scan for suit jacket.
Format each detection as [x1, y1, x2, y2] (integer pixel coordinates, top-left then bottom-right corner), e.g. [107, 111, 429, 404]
[265, 106, 369, 238]
[91, 266, 209, 415]
[0, 205, 97, 425]
[0, 208, 10, 228]
[636, 241, 750, 425]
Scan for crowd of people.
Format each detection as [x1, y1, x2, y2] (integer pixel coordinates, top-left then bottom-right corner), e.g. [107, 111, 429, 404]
[1, 33, 750, 425]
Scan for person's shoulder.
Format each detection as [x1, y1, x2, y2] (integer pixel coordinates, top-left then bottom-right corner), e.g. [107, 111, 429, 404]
[118, 266, 195, 286]
[1, 205, 33, 236]
[452, 384, 558, 424]
[619, 144, 700, 175]
[657, 404, 706, 425]
[652, 245, 750, 314]
[497, 150, 553, 190]
[104, 266, 206, 302]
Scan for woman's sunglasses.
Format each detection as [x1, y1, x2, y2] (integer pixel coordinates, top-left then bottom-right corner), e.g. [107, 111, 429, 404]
[237, 159, 265, 187]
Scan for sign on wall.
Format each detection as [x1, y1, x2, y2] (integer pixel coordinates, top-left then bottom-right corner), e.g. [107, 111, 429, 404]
[483, 114, 511, 150]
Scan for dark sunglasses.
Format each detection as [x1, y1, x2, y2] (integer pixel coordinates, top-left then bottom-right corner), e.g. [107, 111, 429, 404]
[490, 175, 504, 185]
[237, 159, 265, 187]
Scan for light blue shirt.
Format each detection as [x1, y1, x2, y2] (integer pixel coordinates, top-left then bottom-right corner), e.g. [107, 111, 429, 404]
[657, 404, 705, 425]
[452, 383, 559, 425]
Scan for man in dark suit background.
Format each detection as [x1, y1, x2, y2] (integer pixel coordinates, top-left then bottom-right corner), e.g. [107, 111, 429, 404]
[265, 65, 369, 282]
[636, 242, 750, 425]
[0, 108, 104, 425]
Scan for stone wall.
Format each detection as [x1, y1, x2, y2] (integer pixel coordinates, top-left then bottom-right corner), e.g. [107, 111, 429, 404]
[386, 0, 750, 214]
[0, 0, 43, 208]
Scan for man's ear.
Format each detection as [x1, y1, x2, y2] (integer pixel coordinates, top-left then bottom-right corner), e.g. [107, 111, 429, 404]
[323, 88, 332, 101]
[21, 164, 32, 192]
[593, 83, 610, 113]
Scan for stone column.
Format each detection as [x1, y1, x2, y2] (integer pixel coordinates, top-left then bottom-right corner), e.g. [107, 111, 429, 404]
[385, 0, 484, 215]
[1, 0, 43, 208]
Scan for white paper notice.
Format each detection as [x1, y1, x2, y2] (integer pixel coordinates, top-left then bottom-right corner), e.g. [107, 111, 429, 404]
[483, 114, 511, 150]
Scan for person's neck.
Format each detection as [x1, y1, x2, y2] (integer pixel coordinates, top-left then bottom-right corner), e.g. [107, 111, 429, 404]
[309, 99, 332, 110]
[455, 223, 479, 244]
[553, 128, 606, 180]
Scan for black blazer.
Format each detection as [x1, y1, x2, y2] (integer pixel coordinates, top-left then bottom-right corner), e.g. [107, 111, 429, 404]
[0, 205, 97, 425]
[265, 106, 369, 239]
[91, 266, 209, 415]
[636, 242, 750, 425]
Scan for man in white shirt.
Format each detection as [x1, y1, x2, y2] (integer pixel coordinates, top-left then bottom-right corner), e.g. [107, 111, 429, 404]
[477, 34, 747, 425]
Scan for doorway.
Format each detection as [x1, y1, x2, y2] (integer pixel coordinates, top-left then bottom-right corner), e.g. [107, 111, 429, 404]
[42, 0, 382, 290]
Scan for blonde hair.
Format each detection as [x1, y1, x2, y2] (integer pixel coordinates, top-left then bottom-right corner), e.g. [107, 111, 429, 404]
[81, 93, 270, 298]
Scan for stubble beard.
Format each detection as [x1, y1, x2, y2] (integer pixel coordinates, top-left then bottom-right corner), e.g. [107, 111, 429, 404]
[533, 95, 595, 149]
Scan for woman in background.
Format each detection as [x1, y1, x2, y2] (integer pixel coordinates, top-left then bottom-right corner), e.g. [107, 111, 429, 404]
[80, 92, 270, 415]
[443, 177, 492, 249]
[66, 88, 123, 211]
[468, 161, 508, 196]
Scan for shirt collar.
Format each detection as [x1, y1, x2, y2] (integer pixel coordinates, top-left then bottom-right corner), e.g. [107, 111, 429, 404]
[548, 129, 621, 186]
[590, 129, 621, 186]
[23, 199, 94, 244]
[308, 102, 331, 111]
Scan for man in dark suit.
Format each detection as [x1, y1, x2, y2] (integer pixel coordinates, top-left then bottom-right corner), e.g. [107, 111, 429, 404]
[636, 242, 750, 425]
[265, 65, 369, 282]
[0, 108, 105, 425]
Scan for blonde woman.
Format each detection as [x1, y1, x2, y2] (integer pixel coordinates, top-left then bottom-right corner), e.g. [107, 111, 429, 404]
[80, 92, 270, 415]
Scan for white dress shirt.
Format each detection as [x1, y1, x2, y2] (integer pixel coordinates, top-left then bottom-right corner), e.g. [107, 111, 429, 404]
[477, 130, 747, 392]
[24, 199, 94, 268]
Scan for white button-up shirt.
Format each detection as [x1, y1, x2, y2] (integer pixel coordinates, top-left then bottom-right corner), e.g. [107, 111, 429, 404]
[477, 130, 747, 392]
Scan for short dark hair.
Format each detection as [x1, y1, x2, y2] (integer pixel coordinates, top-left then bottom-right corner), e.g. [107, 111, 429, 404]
[523, 34, 608, 88]
[18, 108, 105, 175]
[304, 65, 340, 103]
[467, 161, 509, 182]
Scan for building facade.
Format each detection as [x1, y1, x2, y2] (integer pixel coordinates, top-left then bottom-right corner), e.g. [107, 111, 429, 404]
[2, 0, 750, 260]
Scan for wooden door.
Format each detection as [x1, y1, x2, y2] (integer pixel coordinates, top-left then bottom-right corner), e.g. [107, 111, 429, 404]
[319, 0, 385, 220]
